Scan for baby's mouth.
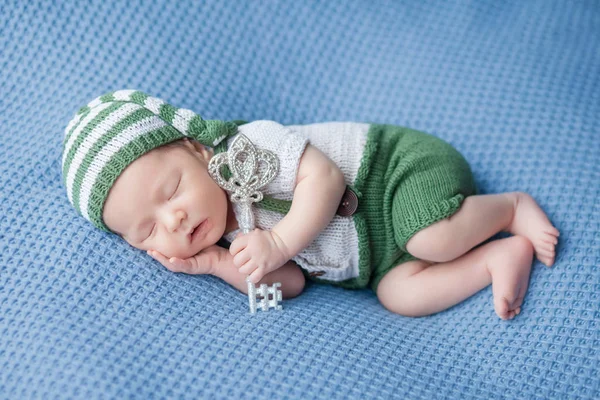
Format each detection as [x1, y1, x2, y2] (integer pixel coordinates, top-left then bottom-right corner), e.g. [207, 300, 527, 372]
[189, 224, 199, 242]
[189, 220, 206, 243]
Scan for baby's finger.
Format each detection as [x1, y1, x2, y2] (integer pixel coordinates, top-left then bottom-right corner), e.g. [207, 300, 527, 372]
[229, 235, 248, 257]
[233, 249, 252, 269]
[169, 257, 192, 271]
[248, 268, 264, 284]
[148, 249, 165, 263]
[148, 250, 181, 273]
[238, 261, 256, 275]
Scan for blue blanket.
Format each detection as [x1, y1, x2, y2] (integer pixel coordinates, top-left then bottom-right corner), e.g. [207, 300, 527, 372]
[1, 1, 598, 398]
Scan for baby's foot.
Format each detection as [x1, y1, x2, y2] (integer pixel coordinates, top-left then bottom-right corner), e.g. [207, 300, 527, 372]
[505, 192, 560, 267]
[486, 236, 534, 320]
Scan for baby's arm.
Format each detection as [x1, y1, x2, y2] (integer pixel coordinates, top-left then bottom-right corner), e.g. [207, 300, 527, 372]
[149, 246, 305, 299]
[228, 143, 346, 284]
[213, 257, 306, 299]
[271, 143, 347, 259]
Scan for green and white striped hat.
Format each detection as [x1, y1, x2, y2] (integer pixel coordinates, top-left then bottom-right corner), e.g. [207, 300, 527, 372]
[61, 89, 239, 233]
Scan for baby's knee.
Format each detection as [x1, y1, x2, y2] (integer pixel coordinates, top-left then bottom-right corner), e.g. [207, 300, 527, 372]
[376, 266, 430, 317]
[282, 272, 305, 299]
[377, 290, 427, 317]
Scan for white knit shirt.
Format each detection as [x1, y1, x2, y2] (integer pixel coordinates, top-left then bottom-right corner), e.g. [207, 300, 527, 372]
[222, 120, 370, 282]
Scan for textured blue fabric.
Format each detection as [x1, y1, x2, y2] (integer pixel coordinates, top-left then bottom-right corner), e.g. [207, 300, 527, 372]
[1, 1, 599, 398]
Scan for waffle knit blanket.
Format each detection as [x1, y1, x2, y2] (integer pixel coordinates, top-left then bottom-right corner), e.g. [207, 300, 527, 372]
[0, 1, 598, 398]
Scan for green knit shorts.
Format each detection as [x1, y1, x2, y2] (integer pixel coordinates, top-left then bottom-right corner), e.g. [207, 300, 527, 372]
[366, 125, 478, 292]
[299, 124, 478, 292]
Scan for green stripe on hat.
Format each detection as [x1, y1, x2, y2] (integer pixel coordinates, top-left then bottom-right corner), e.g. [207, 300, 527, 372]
[77, 105, 90, 116]
[130, 91, 149, 106]
[159, 103, 177, 124]
[99, 92, 115, 103]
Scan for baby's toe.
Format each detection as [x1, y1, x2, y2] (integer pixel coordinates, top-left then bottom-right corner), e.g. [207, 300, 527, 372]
[537, 248, 555, 260]
[544, 227, 560, 238]
[494, 297, 510, 320]
[512, 295, 525, 309]
[505, 297, 524, 320]
[538, 254, 554, 267]
[538, 242, 556, 254]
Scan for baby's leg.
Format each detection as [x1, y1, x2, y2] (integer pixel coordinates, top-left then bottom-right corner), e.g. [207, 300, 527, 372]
[405, 192, 559, 266]
[214, 260, 305, 299]
[377, 235, 534, 320]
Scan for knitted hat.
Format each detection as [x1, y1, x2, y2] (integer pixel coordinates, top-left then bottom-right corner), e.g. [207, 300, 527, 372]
[61, 89, 239, 233]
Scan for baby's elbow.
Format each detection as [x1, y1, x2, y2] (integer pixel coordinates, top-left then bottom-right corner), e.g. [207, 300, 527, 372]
[323, 163, 346, 194]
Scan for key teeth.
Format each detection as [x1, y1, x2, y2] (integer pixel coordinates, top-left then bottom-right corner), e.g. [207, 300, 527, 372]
[247, 280, 283, 314]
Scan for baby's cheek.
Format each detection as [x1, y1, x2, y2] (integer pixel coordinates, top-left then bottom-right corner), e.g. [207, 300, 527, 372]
[157, 238, 189, 259]
[122, 236, 145, 251]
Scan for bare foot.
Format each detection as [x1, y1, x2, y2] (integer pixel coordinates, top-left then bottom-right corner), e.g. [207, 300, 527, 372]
[505, 192, 560, 267]
[485, 236, 534, 320]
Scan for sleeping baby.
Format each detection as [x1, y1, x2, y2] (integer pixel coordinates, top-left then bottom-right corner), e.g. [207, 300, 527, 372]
[61, 89, 560, 320]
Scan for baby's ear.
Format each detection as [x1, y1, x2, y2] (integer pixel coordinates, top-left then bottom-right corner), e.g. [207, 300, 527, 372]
[188, 139, 214, 161]
[181, 137, 198, 151]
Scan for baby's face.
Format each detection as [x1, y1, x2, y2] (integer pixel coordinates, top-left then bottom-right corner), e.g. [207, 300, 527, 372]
[102, 138, 231, 260]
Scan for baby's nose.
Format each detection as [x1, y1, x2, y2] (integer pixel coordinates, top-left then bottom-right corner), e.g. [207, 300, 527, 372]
[167, 210, 187, 233]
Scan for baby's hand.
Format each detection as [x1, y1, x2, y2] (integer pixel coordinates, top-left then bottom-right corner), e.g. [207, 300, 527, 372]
[229, 229, 291, 284]
[147, 245, 230, 275]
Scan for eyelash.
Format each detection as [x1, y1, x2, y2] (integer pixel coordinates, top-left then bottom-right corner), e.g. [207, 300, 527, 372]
[169, 176, 181, 200]
[145, 175, 182, 241]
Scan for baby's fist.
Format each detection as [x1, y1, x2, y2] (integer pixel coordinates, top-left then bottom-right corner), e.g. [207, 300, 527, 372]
[229, 229, 290, 283]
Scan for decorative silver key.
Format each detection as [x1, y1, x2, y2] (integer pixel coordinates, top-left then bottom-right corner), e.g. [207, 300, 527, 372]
[208, 133, 283, 313]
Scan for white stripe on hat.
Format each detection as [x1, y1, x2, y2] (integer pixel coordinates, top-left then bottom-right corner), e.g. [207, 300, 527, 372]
[63, 94, 110, 151]
[144, 96, 165, 115]
[62, 102, 113, 171]
[64, 92, 110, 139]
[112, 89, 136, 101]
[86, 96, 104, 110]
[213, 134, 227, 146]
[172, 108, 196, 134]
[65, 112, 83, 138]
[79, 116, 168, 220]
[66, 103, 142, 205]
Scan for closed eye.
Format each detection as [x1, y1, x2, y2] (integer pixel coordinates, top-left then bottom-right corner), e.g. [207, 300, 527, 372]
[169, 175, 181, 200]
[143, 224, 156, 242]
[144, 174, 181, 242]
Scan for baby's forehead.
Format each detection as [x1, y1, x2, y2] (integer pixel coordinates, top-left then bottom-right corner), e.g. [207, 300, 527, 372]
[144, 143, 180, 161]
[128, 141, 189, 174]
[122, 147, 170, 176]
